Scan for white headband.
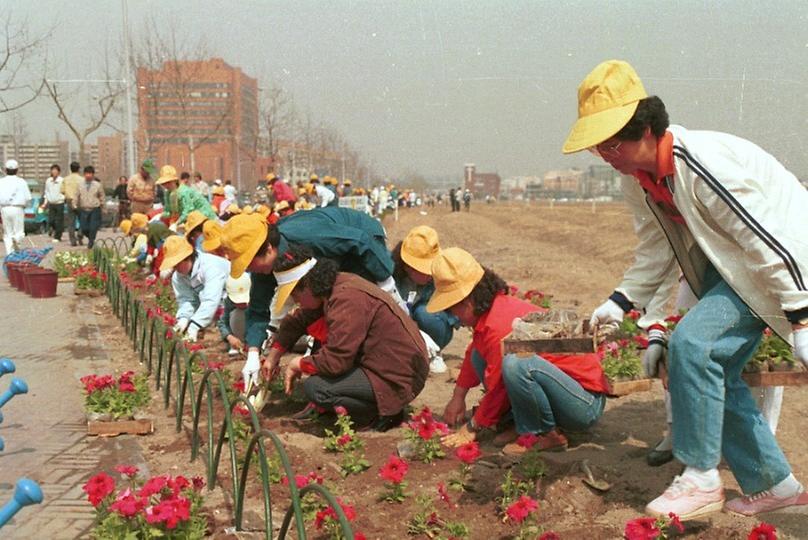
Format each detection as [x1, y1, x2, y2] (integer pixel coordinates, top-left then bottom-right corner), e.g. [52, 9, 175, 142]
[273, 257, 318, 286]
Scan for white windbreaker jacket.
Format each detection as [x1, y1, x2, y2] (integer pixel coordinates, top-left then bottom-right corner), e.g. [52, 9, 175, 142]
[617, 125, 808, 341]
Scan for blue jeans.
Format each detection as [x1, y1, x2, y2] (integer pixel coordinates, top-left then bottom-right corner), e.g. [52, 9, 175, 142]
[669, 270, 791, 494]
[411, 304, 456, 349]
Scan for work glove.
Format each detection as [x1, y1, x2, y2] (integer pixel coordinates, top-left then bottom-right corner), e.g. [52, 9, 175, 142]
[173, 318, 189, 334]
[145, 254, 153, 266]
[160, 269, 173, 280]
[794, 327, 808, 368]
[185, 324, 199, 343]
[242, 349, 261, 389]
[589, 299, 625, 328]
[420, 330, 441, 359]
[642, 328, 667, 378]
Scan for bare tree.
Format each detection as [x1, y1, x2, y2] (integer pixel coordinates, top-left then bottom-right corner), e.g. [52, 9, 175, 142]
[0, 14, 49, 115]
[259, 82, 297, 173]
[43, 50, 122, 164]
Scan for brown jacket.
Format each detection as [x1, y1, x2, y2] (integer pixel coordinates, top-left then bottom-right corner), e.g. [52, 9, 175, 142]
[277, 273, 429, 416]
[127, 172, 155, 204]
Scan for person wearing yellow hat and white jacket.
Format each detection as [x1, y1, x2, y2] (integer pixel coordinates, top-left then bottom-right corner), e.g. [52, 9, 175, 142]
[160, 235, 230, 342]
[564, 60, 808, 519]
[217, 272, 251, 356]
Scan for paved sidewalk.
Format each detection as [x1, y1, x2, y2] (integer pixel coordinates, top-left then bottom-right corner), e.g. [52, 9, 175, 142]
[0, 233, 145, 539]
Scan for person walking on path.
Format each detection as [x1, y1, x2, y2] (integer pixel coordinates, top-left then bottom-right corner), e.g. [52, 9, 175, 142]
[114, 175, 130, 221]
[43, 164, 65, 243]
[61, 161, 84, 246]
[0, 159, 32, 255]
[563, 59, 808, 519]
[192, 172, 210, 200]
[127, 159, 157, 215]
[75, 166, 105, 249]
[155, 165, 217, 226]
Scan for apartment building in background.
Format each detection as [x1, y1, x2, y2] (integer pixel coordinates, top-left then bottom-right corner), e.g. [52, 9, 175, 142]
[0, 135, 70, 184]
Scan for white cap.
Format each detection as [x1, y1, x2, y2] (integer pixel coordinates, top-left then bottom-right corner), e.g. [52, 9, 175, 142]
[5, 159, 18, 170]
[226, 272, 251, 304]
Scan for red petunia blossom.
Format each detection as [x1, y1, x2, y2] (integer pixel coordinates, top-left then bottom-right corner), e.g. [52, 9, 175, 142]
[169, 475, 190, 494]
[668, 512, 685, 533]
[624, 517, 661, 540]
[633, 334, 649, 348]
[539, 533, 561, 540]
[233, 405, 251, 417]
[206, 361, 224, 371]
[192, 476, 205, 491]
[437, 482, 455, 508]
[145, 496, 191, 529]
[119, 371, 135, 382]
[114, 465, 139, 478]
[282, 472, 323, 489]
[627, 310, 641, 320]
[185, 343, 204, 352]
[138, 475, 168, 498]
[517, 433, 540, 449]
[232, 379, 246, 392]
[455, 441, 482, 464]
[379, 455, 409, 484]
[748, 522, 777, 540]
[354, 533, 367, 540]
[336, 434, 352, 447]
[763, 327, 773, 337]
[109, 488, 144, 518]
[83, 472, 116, 507]
[314, 499, 356, 529]
[505, 495, 539, 524]
[118, 380, 136, 393]
[334, 405, 348, 416]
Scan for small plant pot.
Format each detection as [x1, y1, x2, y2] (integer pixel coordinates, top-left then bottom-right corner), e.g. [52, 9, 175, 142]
[26, 268, 58, 298]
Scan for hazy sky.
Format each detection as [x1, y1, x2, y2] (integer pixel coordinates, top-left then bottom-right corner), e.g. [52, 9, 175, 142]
[7, 0, 808, 179]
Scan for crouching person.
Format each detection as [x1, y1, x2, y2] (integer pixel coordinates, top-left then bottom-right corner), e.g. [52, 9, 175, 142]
[160, 235, 230, 342]
[261, 250, 429, 432]
[434, 248, 609, 455]
[218, 272, 251, 356]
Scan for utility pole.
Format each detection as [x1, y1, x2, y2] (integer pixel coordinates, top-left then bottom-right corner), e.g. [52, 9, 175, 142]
[122, 0, 136, 176]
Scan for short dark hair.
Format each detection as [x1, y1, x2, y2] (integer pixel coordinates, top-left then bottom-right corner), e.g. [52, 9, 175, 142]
[180, 171, 190, 180]
[51, 164, 61, 172]
[70, 161, 80, 173]
[614, 96, 669, 141]
[274, 244, 339, 298]
[83, 165, 95, 174]
[468, 268, 508, 316]
[194, 172, 202, 179]
[255, 223, 282, 257]
[6, 168, 18, 175]
[390, 241, 408, 282]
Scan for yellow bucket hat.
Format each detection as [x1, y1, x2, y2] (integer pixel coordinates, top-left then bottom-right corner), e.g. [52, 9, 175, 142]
[401, 225, 441, 275]
[256, 204, 271, 217]
[562, 59, 648, 154]
[212, 185, 225, 196]
[242, 205, 254, 215]
[201, 220, 223, 252]
[220, 214, 269, 278]
[265, 173, 277, 182]
[426, 247, 484, 313]
[184, 210, 208, 238]
[343, 179, 352, 186]
[273, 200, 290, 213]
[273, 257, 318, 311]
[156, 164, 179, 185]
[131, 213, 148, 230]
[119, 219, 133, 236]
[226, 203, 241, 215]
[159, 235, 194, 271]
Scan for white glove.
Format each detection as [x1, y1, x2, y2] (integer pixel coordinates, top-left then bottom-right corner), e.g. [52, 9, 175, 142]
[242, 349, 261, 389]
[376, 276, 409, 313]
[794, 328, 808, 368]
[185, 324, 199, 342]
[419, 330, 441, 359]
[145, 254, 153, 266]
[160, 269, 173, 280]
[642, 328, 667, 378]
[169, 222, 178, 232]
[174, 318, 189, 333]
[589, 299, 625, 328]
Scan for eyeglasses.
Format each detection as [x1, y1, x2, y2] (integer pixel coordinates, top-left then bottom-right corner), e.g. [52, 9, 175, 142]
[587, 140, 622, 158]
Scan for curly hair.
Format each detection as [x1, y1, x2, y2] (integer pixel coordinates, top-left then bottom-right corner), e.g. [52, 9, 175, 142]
[390, 241, 408, 282]
[468, 268, 508, 316]
[614, 96, 669, 141]
[273, 243, 339, 298]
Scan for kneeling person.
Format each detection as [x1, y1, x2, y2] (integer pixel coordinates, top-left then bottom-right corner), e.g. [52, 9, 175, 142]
[263, 250, 429, 431]
[160, 235, 230, 342]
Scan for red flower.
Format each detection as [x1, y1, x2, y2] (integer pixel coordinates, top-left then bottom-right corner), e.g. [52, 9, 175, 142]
[505, 495, 538, 524]
[379, 455, 409, 484]
[185, 343, 204, 352]
[109, 488, 144, 518]
[138, 475, 168, 498]
[437, 482, 455, 508]
[192, 476, 205, 491]
[539, 533, 561, 540]
[627, 310, 641, 320]
[668, 512, 684, 533]
[455, 441, 482, 464]
[337, 433, 352, 447]
[314, 499, 356, 529]
[114, 465, 139, 478]
[748, 522, 777, 540]
[408, 406, 450, 441]
[354, 533, 367, 540]
[633, 334, 649, 348]
[509, 284, 519, 295]
[233, 405, 250, 417]
[763, 328, 773, 337]
[83, 472, 116, 507]
[624, 517, 661, 540]
[118, 380, 136, 393]
[282, 472, 322, 489]
[145, 496, 191, 529]
[169, 475, 190, 494]
[232, 379, 246, 392]
[334, 405, 348, 416]
[517, 433, 540, 449]
[207, 361, 225, 371]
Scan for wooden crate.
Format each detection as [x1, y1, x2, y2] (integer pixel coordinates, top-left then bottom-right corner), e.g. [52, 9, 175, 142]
[504, 336, 595, 355]
[87, 419, 153, 437]
[742, 370, 808, 387]
[607, 378, 653, 397]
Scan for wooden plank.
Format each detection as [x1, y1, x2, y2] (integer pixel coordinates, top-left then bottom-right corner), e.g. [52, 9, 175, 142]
[742, 370, 808, 387]
[607, 378, 653, 397]
[87, 419, 153, 437]
[504, 337, 595, 354]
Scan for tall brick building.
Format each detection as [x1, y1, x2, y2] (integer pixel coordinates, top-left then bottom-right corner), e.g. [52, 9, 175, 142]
[136, 58, 258, 191]
[464, 163, 501, 198]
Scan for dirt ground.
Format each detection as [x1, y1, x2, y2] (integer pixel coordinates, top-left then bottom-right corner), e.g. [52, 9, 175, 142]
[93, 201, 807, 539]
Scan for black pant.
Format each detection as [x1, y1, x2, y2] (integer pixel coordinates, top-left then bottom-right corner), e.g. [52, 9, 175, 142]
[65, 202, 83, 245]
[79, 207, 101, 248]
[303, 367, 378, 425]
[48, 203, 65, 240]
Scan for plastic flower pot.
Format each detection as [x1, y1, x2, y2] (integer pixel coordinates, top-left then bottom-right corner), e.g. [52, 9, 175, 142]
[6, 263, 21, 288]
[26, 269, 58, 298]
[11, 263, 37, 291]
[21, 265, 42, 295]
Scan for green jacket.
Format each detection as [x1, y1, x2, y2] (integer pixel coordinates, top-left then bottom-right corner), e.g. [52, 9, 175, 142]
[164, 185, 217, 223]
[245, 206, 394, 348]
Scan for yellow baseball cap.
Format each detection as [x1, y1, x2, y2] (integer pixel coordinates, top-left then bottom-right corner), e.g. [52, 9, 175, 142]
[265, 173, 277, 182]
[343, 179, 352, 186]
[426, 247, 484, 313]
[226, 272, 251, 304]
[156, 164, 179, 185]
[184, 210, 208, 238]
[273, 258, 317, 311]
[201, 220, 222, 252]
[562, 60, 648, 154]
[401, 225, 440, 275]
[131, 213, 148, 230]
[160, 235, 194, 271]
[220, 214, 268, 278]
[119, 219, 133, 235]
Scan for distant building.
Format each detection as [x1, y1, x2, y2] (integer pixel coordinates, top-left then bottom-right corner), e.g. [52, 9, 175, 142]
[136, 57, 259, 191]
[542, 169, 583, 198]
[0, 135, 70, 183]
[464, 163, 501, 198]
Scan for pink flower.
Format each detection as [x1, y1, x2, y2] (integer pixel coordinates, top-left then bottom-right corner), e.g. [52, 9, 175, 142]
[114, 465, 139, 478]
[334, 405, 348, 416]
[144, 496, 191, 529]
[505, 495, 538, 524]
[192, 476, 205, 491]
[336, 433, 352, 447]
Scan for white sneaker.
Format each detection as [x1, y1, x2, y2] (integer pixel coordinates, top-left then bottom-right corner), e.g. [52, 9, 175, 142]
[646, 474, 724, 520]
[51, 238, 59, 243]
[430, 356, 447, 374]
[227, 348, 240, 356]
